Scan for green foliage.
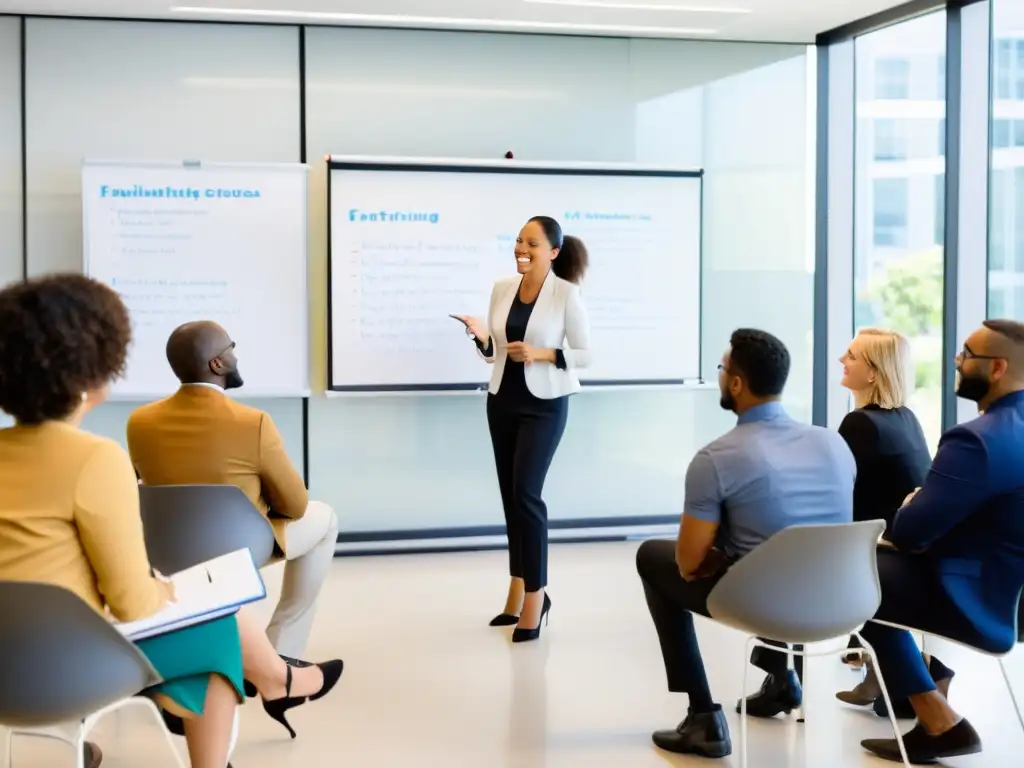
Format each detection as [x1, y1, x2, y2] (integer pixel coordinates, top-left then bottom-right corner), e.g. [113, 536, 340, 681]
[865, 248, 944, 337]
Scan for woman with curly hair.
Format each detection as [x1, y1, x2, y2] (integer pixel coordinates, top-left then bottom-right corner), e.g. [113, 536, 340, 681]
[0, 274, 338, 768]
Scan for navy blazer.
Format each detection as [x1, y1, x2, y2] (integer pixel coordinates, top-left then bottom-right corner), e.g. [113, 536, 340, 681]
[889, 390, 1024, 653]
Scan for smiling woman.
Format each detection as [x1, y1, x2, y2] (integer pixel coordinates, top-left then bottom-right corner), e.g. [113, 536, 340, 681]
[453, 215, 591, 642]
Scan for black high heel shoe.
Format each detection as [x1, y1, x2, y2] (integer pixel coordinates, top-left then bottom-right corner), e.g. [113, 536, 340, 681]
[489, 613, 520, 627]
[244, 655, 314, 697]
[511, 593, 551, 644]
[262, 659, 345, 738]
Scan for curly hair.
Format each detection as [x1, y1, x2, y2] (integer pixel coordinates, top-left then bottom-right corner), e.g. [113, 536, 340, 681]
[729, 328, 791, 397]
[0, 274, 132, 424]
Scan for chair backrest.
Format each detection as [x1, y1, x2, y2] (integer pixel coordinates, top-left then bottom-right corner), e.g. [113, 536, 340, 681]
[139, 484, 276, 574]
[706, 520, 886, 644]
[0, 582, 160, 727]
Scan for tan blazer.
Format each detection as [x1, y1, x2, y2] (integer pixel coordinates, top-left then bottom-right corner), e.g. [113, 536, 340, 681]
[0, 422, 168, 620]
[127, 386, 308, 551]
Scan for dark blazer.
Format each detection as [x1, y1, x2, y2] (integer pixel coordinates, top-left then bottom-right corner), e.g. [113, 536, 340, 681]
[889, 390, 1024, 652]
[837, 405, 931, 528]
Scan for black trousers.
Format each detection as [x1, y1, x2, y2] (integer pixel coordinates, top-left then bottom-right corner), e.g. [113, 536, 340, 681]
[636, 539, 722, 708]
[486, 393, 568, 592]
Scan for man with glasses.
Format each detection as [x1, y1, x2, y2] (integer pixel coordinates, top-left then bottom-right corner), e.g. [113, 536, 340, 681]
[856, 319, 1024, 763]
[127, 321, 338, 661]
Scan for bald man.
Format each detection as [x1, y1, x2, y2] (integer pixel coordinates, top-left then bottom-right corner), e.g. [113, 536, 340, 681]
[127, 321, 338, 659]
[851, 319, 1024, 763]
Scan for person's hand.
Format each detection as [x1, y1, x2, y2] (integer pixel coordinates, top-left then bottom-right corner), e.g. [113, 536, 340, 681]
[901, 487, 921, 507]
[507, 341, 540, 364]
[453, 314, 487, 343]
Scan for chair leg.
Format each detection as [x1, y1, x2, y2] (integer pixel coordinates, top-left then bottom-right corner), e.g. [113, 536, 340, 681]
[998, 658, 1024, 735]
[140, 699, 188, 768]
[797, 647, 807, 724]
[73, 723, 85, 768]
[854, 632, 911, 768]
[740, 635, 754, 768]
[5, 727, 12, 768]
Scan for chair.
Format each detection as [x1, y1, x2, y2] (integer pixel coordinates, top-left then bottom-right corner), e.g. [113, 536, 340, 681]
[705, 520, 898, 768]
[0, 581, 186, 768]
[871, 591, 1024, 768]
[140, 484, 276, 574]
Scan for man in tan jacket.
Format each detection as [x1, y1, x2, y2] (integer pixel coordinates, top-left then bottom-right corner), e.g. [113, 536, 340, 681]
[127, 321, 338, 658]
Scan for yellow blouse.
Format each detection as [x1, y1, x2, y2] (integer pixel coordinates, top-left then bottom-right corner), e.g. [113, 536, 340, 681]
[0, 421, 168, 620]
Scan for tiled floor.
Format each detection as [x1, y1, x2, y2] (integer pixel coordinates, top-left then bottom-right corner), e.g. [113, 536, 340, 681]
[8, 541, 1024, 767]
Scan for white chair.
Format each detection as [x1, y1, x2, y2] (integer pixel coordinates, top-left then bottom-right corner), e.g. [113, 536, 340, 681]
[0, 581, 239, 768]
[705, 521, 907, 767]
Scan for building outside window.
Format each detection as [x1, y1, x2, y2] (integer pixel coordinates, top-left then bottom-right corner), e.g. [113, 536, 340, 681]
[990, 2, 1024, 324]
[855, 12, 946, 450]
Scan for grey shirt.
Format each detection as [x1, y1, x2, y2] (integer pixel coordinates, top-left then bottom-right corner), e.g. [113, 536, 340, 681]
[685, 401, 856, 559]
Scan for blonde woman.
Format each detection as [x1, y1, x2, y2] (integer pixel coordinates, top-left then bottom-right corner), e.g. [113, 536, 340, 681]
[833, 328, 953, 720]
[837, 327, 931, 528]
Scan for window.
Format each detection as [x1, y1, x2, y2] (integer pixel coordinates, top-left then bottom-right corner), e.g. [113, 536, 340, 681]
[991, 288, 1007, 319]
[875, 57, 911, 99]
[856, 11, 946, 451]
[994, 37, 1024, 101]
[873, 178, 909, 246]
[874, 118, 907, 160]
[994, 118, 1012, 148]
[990, 5, 1024, 324]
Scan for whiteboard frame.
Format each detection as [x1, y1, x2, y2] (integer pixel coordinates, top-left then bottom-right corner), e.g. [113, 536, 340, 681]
[325, 155, 705, 393]
[81, 158, 312, 401]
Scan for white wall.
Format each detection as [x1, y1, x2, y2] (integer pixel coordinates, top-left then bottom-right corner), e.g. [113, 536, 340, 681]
[21, 19, 305, 462]
[304, 27, 811, 533]
[3, 18, 813, 536]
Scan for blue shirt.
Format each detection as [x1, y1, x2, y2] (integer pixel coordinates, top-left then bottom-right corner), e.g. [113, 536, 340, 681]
[685, 402, 856, 559]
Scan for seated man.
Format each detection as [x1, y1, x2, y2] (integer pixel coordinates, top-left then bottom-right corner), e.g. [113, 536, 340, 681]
[637, 328, 856, 758]
[857, 319, 1024, 763]
[128, 321, 338, 659]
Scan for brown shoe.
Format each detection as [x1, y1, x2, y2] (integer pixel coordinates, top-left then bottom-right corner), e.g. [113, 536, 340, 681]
[84, 741, 102, 768]
[836, 660, 881, 707]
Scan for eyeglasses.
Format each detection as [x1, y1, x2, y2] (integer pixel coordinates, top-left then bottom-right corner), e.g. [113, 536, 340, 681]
[955, 343, 1002, 366]
[209, 341, 235, 363]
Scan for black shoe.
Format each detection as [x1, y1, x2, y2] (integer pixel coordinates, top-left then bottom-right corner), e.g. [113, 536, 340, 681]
[652, 705, 732, 758]
[512, 593, 551, 644]
[244, 654, 315, 697]
[262, 659, 345, 738]
[735, 670, 802, 718]
[861, 719, 982, 763]
[84, 741, 102, 768]
[489, 613, 520, 627]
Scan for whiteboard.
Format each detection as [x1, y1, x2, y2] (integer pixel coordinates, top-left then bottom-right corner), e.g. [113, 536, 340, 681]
[82, 160, 310, 399]
[327, 157, 703, 391]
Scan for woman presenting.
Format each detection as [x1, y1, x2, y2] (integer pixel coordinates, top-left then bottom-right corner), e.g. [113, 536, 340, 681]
[455, 215, 591, 643]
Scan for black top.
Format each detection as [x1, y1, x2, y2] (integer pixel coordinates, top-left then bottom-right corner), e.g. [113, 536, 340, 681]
[838, 405, 932, 529]
[476, 285, 567, 403]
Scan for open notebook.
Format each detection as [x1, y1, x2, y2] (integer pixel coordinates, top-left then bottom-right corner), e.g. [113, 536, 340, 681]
[115, 549, 267, 641]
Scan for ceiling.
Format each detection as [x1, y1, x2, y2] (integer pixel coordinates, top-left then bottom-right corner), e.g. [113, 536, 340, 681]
[0, 0, 922, 43]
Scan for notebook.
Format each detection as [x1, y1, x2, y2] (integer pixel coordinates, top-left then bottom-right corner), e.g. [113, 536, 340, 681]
[116, 548, 267, 641]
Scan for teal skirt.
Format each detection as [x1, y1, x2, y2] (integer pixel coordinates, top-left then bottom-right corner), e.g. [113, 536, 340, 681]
[135, 615, 245, 715]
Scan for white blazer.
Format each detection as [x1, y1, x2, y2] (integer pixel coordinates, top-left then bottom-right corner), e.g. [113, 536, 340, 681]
[479, 272, 592, 398]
